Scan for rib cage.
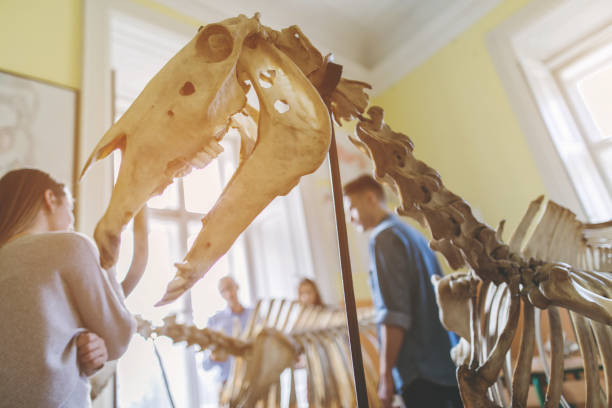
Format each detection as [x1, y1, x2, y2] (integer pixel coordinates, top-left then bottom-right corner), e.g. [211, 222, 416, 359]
[432, 198, 612, 408]
[136, 299, 380, 407]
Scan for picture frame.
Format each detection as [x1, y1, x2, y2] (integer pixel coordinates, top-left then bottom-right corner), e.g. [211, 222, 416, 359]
[0, 69, 79, 198]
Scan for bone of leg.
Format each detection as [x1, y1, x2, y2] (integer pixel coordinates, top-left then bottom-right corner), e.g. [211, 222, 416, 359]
[591, 321, 612, 408]
[83, 16, 260, 269]
[538, 263, 612, 325]
[156, 37, 331, 306]
[508, 195, 544, 253]
[571, 312, 604, 408]
[544, 306, 564, 408]
[511, 302, 535, 408]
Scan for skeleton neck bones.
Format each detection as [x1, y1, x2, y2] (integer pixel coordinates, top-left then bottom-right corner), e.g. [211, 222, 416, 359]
[82, 12, 612, 408]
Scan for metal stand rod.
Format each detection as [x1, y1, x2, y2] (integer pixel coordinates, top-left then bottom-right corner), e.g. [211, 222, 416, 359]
[317, 60, 369, 407]
[328, 123, 370, 408]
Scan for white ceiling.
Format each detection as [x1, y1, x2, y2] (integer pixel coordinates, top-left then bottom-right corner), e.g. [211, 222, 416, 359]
[155, 0, 503, 92]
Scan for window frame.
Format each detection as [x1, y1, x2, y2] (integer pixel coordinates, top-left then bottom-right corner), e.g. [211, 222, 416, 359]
[486, 0, 612, 222]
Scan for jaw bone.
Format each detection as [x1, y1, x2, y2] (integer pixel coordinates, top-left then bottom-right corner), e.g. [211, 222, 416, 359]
[81, 13, 331, 306]
[81, 15, 261, 269]
[156, 33, 331, 305]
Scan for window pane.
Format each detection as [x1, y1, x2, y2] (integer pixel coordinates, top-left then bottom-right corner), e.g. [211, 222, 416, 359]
[597, 146, 612, 193]
[125, 218, 183, 319]
[564, 147, 612, 222]
[117, 219, 192, 408]
[578, 62, 612, 141]
[183, 163, 223, 214]
[147, 181, 180, 210]
[117, 335, 192, 408]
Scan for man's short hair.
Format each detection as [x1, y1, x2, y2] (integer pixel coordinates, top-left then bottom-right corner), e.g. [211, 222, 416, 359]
[343, 174, 385, 201]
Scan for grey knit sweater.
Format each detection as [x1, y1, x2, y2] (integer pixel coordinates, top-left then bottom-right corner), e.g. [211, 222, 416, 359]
[0, 232, 135, 408]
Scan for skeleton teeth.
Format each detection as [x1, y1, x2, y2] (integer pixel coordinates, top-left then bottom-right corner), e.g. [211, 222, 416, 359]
[190, 151, 214, 169]
[203, 146, 217, 157]
[209, 140, 224, 154]
[188, 140, 225, 169]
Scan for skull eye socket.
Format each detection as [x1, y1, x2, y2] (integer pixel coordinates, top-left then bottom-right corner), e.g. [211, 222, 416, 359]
[196, 24, 233, 63]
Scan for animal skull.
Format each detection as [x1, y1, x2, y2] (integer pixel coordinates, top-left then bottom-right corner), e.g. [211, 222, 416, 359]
[81, 14, 332, 305]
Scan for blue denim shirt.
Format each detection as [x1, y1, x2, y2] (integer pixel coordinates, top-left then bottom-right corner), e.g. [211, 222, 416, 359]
[202, 306, 252, 383]
[369, 215, 457, 391]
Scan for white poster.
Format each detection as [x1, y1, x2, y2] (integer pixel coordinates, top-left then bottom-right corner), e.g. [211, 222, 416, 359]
[0, 70, 77, 190]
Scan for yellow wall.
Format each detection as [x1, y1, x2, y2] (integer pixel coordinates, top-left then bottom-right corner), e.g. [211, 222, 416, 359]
[0, 0, 82, 89]
[373, 0, 544, 241]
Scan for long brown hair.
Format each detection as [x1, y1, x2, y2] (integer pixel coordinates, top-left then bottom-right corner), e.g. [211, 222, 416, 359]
[298, 278, 323, 306]
[0, 168, 66, 247]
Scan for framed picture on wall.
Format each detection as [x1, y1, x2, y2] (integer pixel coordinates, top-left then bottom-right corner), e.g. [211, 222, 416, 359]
[0, 69, 79, 193]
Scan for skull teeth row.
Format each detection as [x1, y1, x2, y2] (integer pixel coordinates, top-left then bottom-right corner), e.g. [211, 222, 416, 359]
[175, 139, 225, 177]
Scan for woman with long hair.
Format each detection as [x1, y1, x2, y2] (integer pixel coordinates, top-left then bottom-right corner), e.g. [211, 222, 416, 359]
[0, 168, 135, 407]
[297, 277, 324, 306]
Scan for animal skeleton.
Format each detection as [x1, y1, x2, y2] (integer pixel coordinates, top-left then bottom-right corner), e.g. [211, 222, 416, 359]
[136, 300, 380, 407]
[81, 12, 612, 407]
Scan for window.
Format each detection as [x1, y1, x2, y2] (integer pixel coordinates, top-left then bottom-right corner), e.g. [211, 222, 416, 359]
[107, 8, 315, 407]
[487, 0, 612, 222]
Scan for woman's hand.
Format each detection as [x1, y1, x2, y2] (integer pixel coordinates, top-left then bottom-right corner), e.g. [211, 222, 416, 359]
[77, 331, 108, 377]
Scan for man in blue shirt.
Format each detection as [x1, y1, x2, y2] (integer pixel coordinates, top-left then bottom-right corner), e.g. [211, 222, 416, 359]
[343, 175, 461, 408]
[202, 276, 252, 384]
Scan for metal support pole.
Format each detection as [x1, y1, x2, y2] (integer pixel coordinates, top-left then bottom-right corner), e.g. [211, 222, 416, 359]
[319, 61, 370, 408]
